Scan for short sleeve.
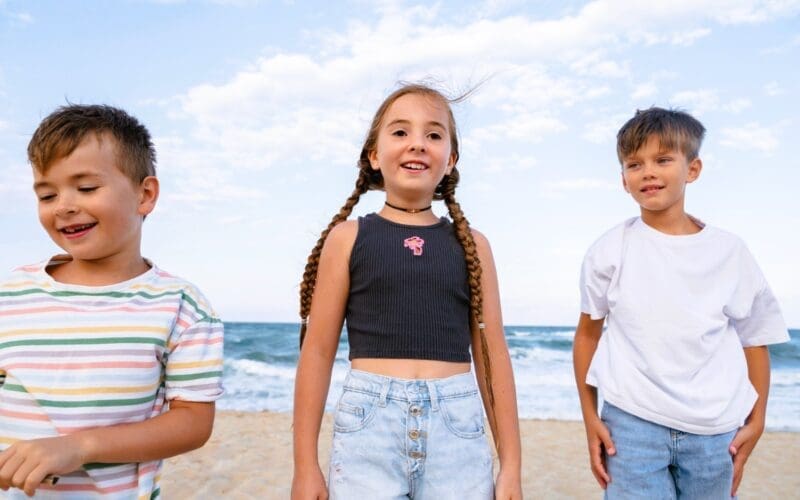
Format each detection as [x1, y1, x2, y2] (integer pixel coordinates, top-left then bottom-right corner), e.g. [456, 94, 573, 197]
[165, 295, 225, 402]
[726, 245, 789, 347]
[580, 240, 617, 320]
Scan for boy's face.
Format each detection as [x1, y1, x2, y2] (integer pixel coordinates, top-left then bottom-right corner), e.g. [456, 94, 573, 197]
[32, 133, 158, 272]
[621, 135, 701, 217]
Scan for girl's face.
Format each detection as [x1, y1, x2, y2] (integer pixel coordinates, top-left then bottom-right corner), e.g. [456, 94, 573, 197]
[368, 93, 455, 203]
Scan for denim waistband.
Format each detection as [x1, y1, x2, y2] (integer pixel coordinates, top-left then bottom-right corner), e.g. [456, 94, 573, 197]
[343, 369, 479, 410]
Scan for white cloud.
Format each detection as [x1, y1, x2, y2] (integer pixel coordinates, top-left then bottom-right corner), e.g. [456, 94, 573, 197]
[723, 98, 752, 113]
[632, 81, 658, 100]
[583, 113, 631, 144]
[670, 88, 720, 114]
[764, 81, 784, 96]
[543, 177, 619, 194]
[165, 1, 798, 205]
[720, 123, 779, 152]
[472, 114, 568, 143]
[481, 154, 537, 173]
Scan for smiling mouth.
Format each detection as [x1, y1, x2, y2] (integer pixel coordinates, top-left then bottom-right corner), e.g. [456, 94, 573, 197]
[60, 223, 97, 235]
[401, 162, 428, 171]
[640, 186, 664, 193]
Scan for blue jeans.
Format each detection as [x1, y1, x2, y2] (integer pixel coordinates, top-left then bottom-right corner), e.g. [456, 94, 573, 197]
[602, 403, 736, 500]
[328, 369, 494, 499]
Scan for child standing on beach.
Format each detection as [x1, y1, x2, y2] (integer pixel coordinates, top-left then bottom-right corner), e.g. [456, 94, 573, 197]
[0, 105, 224, 498]
[291, 84, 522, 499]
[573, 107, 789, 498]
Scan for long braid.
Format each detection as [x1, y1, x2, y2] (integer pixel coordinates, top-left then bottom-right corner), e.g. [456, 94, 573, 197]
[440, 172, 496, 419]
[299, 169, 370, 347]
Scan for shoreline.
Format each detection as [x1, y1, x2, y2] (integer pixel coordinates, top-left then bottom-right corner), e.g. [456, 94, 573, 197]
[162, 411, 800, 498]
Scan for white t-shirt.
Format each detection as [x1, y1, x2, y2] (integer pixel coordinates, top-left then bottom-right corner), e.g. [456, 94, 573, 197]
[580, 217, 789, 434]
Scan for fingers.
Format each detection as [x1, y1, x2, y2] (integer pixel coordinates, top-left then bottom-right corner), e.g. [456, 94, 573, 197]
[728, 430, 747, 456]
[598, 425, 616, 456]
[589, 438, 610, 488]
[22, 465, 50, 497]
[0, 451, 24, 490]
[731, 463, 743, 497]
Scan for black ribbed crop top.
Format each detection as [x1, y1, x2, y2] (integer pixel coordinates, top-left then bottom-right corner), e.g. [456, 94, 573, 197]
[345, 213, 472, 362]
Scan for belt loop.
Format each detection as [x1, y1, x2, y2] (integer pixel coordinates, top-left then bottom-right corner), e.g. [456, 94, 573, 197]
[378, 377, 390, 407]
[426, 381, 439, 412]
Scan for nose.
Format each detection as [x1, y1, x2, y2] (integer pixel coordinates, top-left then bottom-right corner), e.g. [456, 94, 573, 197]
[54, 195, 78, 217]
[409, 134, 426, 153]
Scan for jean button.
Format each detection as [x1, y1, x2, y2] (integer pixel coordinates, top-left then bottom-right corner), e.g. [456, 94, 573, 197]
[410, 406, 421, 416]
[408, 429, 420, 440]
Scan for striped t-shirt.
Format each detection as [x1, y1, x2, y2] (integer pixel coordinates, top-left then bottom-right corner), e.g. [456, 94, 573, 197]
[0, 256, 224, 499]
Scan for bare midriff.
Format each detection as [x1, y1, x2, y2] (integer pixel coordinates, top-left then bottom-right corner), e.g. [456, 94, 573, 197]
[351, 358, 471, 379]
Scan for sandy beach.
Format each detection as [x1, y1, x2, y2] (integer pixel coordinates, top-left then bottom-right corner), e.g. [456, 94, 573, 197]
[161, 411, 799, 499]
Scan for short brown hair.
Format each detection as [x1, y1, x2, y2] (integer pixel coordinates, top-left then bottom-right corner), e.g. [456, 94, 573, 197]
[617, 107, 706, 164]
[28, 104, 156, 183]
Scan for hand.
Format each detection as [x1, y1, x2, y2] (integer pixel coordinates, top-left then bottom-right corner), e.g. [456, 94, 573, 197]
[729, 420, 764, 496]
[0, 436, 85, 496]
[494, 466, 522, 499]
[291, 466, 328, 500]
[584, 415, 615, 489]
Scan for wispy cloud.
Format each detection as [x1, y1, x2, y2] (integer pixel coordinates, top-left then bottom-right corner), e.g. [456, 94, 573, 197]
[720, 123, 779, 152]
[583, 113, 631, 144]
[163, 1, 799, 207]
[543, 177, 619, 195]
[764, 81, 784, 96]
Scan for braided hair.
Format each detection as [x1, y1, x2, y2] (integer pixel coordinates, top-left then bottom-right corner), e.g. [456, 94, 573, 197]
[298, 83, 494, 410]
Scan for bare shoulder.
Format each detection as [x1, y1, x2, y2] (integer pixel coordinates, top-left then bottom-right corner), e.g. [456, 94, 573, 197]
[321, 219, 359, 259]
[469, 227, 493, 256]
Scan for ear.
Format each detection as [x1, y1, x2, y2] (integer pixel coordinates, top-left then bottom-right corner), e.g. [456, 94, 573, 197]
[368, 149, 380, 171]
[446, 153, 456, 176]
[137, 176, 160, 217]
[686, 157, 702, 184]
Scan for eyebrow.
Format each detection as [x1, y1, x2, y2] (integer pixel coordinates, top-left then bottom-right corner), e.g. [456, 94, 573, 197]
[33, 172, 103, 190]
[385, 119, 447, 130]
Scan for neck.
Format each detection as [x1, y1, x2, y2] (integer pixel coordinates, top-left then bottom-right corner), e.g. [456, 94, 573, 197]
[48, 253, 151, 286]
[640, 208, 701, 235]
[379, 204, 440, 226]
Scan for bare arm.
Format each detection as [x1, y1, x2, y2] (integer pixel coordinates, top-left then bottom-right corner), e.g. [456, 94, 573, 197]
[0, 400, 214, 496]
[729, 345, 771, 496]
[573, 312, 615, 489]
[469, 230, 522, 499]
[292, 222, 356, 500]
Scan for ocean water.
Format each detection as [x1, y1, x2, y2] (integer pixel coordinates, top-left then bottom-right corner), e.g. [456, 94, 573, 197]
[218, 323, 800, 432]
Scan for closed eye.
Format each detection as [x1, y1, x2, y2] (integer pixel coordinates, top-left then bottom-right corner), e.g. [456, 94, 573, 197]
[38, 194, 56, 202]
[78, 186, 98, 193]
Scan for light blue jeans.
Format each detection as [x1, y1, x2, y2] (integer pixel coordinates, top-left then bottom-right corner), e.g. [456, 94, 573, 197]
[602, 403, 737, 500]
[328, 369, 494, 499]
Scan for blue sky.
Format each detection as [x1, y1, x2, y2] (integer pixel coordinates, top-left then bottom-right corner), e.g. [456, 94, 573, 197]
[1, 0, 798, 327]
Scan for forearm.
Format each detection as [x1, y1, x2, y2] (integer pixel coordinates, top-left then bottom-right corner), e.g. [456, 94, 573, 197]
[292, 346, 335, 470]
[573, 335, 600, 419]
[743, 345, 771, 427]
[71, 401, 214, 464]
[487, 350, 522, 470]
[573, 314, 604, 421]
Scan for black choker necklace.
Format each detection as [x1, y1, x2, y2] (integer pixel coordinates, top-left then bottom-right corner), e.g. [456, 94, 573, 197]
[384, 201, 432, 213]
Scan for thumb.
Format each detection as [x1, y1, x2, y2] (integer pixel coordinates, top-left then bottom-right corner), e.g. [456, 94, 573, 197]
[729, 431, 746, 456]
[598, 425, 616, 455]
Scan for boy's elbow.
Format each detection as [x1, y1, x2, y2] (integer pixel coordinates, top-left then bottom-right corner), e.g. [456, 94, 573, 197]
[170, 400, 216, 451]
